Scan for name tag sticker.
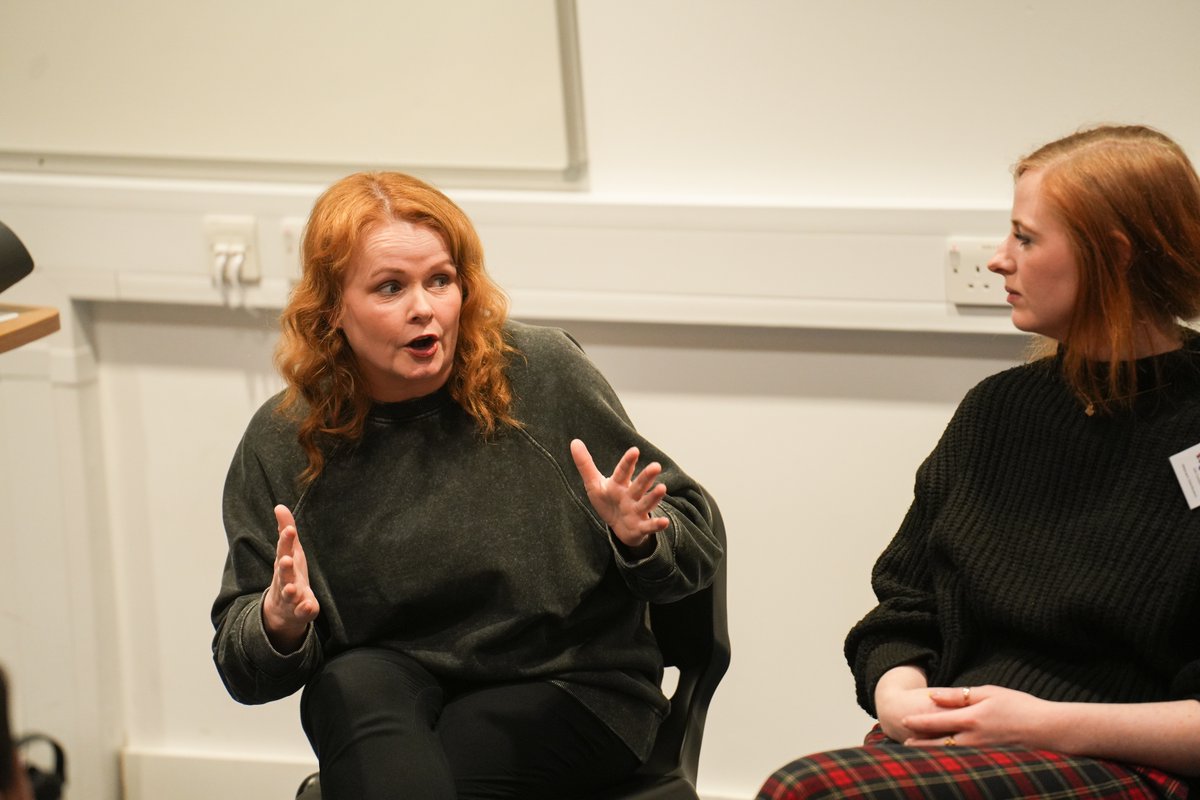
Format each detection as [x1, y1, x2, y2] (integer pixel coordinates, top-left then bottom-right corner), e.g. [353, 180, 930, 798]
[1169, 442, 1200, 510]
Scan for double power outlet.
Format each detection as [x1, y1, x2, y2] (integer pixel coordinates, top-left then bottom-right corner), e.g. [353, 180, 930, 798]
[945, 237, 1007, 307]
[204, 215, 307, 287]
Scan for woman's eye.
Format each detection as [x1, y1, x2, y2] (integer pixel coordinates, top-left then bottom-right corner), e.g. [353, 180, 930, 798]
[431, 274, 452, 288]
[1014, 233, 1031, 247]
[377, 281, 401, 296]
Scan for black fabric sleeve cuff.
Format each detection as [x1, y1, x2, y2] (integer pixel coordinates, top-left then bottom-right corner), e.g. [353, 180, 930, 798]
[857, 640, 937, 716]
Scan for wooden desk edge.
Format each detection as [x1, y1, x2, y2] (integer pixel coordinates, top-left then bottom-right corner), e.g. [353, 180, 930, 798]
[0, 305, 62, 354]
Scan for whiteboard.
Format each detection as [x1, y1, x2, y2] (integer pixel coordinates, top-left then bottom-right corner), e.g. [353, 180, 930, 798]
[0, 0, 584, 184]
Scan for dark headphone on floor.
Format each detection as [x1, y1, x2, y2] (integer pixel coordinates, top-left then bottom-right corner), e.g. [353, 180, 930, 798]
[16, 733, 66, 800]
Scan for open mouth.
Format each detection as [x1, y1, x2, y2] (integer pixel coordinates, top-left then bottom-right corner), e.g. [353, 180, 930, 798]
[406, 334, 438, 355]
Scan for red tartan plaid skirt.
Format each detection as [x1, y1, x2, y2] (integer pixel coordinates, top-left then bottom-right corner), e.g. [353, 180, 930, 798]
[757, 726, 1190, 799]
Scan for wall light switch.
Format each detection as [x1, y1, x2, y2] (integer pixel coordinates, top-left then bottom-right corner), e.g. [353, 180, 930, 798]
[946, 237, 1007, 307]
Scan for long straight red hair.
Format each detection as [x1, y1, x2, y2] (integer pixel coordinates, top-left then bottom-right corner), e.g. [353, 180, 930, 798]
[1016, 125, 1200, 411]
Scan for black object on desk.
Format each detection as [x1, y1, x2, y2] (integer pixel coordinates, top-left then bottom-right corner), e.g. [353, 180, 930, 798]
[0, 219, 34, 294]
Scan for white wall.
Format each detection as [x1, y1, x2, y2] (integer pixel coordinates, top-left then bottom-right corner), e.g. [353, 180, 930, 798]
[2, 2, 1199, 800]
[578, 0, 1200, 204]
[0, 0, 582, 182]
[90, 310, 1024, 800]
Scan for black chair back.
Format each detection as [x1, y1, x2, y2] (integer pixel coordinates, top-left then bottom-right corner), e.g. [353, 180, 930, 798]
[584, 486, 730, 800]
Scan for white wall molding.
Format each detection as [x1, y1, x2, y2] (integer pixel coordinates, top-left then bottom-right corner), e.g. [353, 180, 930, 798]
[0, 343, 96, 384]
[0, 172, 1019, 338]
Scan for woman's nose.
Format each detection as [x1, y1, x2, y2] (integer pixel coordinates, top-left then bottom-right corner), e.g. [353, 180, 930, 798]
[408, 288, 434, 320]
[987, 239, 1012, 274]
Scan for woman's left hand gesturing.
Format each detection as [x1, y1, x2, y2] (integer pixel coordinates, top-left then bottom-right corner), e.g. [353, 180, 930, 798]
[571, 438, 670, 557]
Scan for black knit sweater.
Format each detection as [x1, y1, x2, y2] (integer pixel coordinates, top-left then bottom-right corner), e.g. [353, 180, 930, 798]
[846, 332, 1200, 719]
[211, 322, 723, 760]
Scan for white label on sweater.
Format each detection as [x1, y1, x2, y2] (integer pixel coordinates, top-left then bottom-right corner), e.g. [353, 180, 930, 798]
[1170, 442, 1200, 509]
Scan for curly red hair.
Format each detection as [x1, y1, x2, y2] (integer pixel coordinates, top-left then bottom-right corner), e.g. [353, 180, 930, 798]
[275, 172, 519, 484]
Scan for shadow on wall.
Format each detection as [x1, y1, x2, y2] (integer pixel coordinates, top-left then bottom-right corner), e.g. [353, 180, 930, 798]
[82, 299, 1030, 407]
[531, 317, 1029, 405]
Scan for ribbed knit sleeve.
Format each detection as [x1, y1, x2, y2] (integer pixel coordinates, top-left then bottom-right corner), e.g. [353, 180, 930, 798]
[845, 338, 1200, 719]
[844, 383, 975, 715]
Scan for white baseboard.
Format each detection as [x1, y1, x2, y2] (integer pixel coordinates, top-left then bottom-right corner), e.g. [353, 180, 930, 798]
[120, 748, 317, 800]
[119, 748, 740, 800]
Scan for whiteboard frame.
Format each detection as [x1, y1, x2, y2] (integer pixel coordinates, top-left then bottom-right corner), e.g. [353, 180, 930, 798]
[0, 0, 587, 190]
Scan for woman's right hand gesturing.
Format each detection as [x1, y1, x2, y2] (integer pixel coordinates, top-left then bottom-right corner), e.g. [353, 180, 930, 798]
[262, 504, 320, 654]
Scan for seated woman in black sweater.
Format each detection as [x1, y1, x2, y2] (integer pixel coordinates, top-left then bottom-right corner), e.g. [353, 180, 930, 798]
[211, 172, 723, 799]
[760, 124, 1200, 798]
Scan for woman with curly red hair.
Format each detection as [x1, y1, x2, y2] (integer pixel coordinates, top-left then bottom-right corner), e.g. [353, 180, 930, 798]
[211, 172, 722, 799]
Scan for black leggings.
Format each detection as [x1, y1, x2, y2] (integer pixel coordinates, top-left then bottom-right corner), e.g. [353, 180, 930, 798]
[300, 647, 643, 800]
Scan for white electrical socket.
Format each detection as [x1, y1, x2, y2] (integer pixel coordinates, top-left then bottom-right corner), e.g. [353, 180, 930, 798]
[204, 214, 260, 285]
[946, 237, 1007, 307]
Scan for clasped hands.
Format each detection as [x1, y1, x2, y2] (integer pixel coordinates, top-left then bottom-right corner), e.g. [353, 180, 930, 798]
[262, 439, 668, 651]
[878, 674, 1053, 750]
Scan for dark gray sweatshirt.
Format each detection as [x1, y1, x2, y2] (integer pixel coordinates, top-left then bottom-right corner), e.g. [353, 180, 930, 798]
[211, 321, 723, 759]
